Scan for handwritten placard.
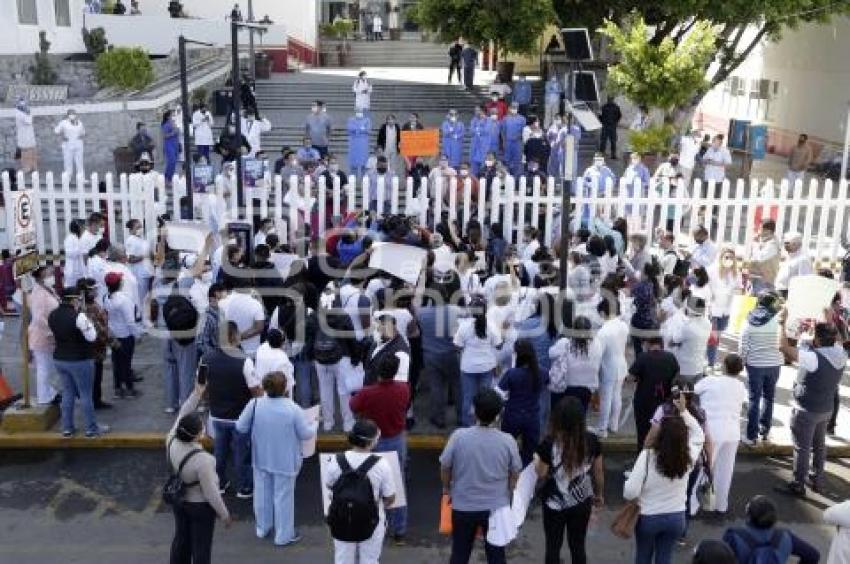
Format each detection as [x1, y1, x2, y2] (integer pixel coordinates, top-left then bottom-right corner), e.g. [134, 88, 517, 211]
[400, 129, 440, 157]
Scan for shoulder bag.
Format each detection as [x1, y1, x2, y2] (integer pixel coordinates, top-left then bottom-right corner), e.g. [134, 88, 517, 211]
[611, 450, 650, 539]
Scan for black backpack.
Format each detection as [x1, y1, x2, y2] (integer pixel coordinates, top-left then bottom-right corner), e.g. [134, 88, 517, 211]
[313, 322, 345, 365]
[326, 454, 381, 542]
[163, 288, 199, 346]
[162, 438, 202, 506]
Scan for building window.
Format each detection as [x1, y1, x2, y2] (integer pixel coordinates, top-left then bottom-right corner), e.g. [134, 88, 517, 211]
[17, 0, 38, 24]
[55, 0, 71, 26]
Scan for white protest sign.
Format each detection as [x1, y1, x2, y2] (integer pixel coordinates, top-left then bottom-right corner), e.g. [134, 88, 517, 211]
[301, 405, 320, 458]
[319, 450, 407, 514]
[165, 221, 210, 253]
[368, 242, 427, 285]
[786, 275, 839, 325]
[12, 189, 37, 277]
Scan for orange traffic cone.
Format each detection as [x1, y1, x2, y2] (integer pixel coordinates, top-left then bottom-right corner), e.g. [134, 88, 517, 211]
[0, 372, 20, 409]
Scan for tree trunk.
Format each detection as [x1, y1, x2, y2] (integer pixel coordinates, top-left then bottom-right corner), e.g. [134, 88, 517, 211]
[671, 95, 704, 135]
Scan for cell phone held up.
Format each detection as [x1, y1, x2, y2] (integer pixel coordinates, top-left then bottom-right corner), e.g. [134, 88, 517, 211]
[197, 362, 209, 386]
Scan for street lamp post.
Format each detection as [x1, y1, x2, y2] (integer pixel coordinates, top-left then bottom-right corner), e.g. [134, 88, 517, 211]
[178, 35, 213, 220]
[247, 0, 255, 83]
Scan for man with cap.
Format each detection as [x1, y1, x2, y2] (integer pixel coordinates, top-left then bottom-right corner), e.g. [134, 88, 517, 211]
[775, 231, 814, 298]
[441, 109, 466, 169]
[54, 109, 86, 180]
[501, 102, 527, 176]
[48, 286, 110, 437]
[14, 97, 37, 173]
[129, 122, 155, 162]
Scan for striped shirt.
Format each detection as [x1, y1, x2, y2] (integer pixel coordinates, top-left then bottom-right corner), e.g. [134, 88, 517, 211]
[739, 317, 784, 367]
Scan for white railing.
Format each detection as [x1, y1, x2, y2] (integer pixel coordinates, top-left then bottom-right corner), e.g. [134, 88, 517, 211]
[3, 170, 849, 268]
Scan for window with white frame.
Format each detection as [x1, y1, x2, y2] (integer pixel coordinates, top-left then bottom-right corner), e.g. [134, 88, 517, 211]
[17, 0, 38, 24]
[55, 0, 71, 26]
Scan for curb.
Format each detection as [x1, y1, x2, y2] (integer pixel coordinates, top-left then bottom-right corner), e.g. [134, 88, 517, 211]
[2, 432, 850, 457]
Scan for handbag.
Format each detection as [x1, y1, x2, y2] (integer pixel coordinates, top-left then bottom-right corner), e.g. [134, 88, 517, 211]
[695, 451, 715, 512]
[439, 494, 452, 534]
[611, 450, 650, 539]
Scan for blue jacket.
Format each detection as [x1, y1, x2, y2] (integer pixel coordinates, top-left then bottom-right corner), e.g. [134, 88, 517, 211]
[722, 526, 819, 564]
[513, 80, 532, 105]
[236, 396, 316, 476]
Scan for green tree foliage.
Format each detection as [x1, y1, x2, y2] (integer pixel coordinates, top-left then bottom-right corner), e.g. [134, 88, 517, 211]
[30, 31, 57, 85]
[413, 0, 556, 54]
[555, 0, 850, 95]
[600, 17, 716, 118]
[629, 124, 677, 154]
[96, 47, 154, 91]
[82, 27, 108, 59]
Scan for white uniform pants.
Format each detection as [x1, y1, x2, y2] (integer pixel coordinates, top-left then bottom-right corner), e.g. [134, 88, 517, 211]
[316, 361, 354, 432]
[62, 142, 85, 179]
[596, 373, 626, 433]
[333, 518, 386, 564]
[544, 99, 560, 127]
[33, 349, 58, 404]
[680, 166, 694, 191]
[710, 439, 739, 513]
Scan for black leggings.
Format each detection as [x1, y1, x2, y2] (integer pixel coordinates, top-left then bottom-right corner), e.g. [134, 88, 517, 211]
[170, 501, 216, 564]
[543, 499, 593, 564]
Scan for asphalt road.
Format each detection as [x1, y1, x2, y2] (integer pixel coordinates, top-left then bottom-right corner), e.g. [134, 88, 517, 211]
[0, 449, 848, 563]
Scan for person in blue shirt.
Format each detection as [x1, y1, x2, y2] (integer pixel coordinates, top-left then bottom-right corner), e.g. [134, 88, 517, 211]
[161, 110, 180, 185]
[295, 136, 320, 167]
[468, 106, 490, 177]
[512, 74, 533, 117]
[485, 110, 502, 158]
[623, 151, 651, 216]
[460, 44, 478, 91]
[501, 102, 526, 177]
[499, 339, 548, 466]
[516, 292, 559, 433]
[236, 371, 317, 547]
[441, 109, 465, 169]
[544, 75, 562, 127]
[579, 153, 617, 227]
[722, 495, 819, 564]
[346, 110, 371, 178]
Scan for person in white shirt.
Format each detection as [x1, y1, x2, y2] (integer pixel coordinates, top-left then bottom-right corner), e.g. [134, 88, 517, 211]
[702, 134, 732, 184]
[707, 248, 741, 369]
[594, 300, 630, 437]
[623, 393, 704, 563]
[54, 109, 86, 180]
[667, 296, 712, 383]
[103, 271, 141, 398]
[520, 226, 541, 262]
[220, 278, 266, 358]
[254, 328, 295, 394]
[677, 130, 702, 188]
[63, 220, 87, 289]
[694, 354, 748, 514]
[14, 97, 37, 173]
[824, 499, 850, 564]
[191, 103, 214, 160]
[372, 14, 383, 40]
[687, 225, 717, 269]
[455, 251, 483, 303]
[86, 239, 110, 304]
[453, 301, 503, 426]
[655, 230, 680, 277]
[125, 219, 154, 323]
[548, 316, 603, 413]
[775, 231, 814, 296]
[326, 419, 396, 564]
[241, 110, 272, 158]
[748, 219, 781, 295]
[352, 71, 373, 113]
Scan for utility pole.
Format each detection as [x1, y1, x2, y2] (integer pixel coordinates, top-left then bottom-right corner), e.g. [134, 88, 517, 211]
[247, 0, 255, 83]
[231, 20, 244, 209]
[178, 36, 213, 220]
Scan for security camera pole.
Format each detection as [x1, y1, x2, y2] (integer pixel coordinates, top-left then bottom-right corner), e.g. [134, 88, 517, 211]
[178, 36, 213, 220]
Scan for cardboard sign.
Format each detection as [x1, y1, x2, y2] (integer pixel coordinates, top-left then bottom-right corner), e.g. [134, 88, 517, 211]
[164, 221, 210, 253]
[368, 242, 428, 285]
[400, 129, 440, 157]
[242, 158, 268, 190]
[319, 450, 407, 514]
[787, 275, 840, 326]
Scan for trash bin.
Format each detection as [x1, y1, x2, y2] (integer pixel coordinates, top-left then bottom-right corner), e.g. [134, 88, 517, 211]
[213, 89, 232, 116]
[254, 52, 271, 80]
[113, 146, 136, 176]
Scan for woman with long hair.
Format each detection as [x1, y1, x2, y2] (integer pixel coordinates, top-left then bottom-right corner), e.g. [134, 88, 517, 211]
[548, 315, 602, 413]
[499, 339, 546, 465]
[453, 298, 502, 426]
[707, 247, 741, 369]
[624, 392, 705, 564]
[534, 396, 604, 564]
[517, 293, 561, 431]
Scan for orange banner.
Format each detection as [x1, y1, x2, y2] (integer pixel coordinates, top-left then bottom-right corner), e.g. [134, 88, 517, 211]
[400, 129, 440, 157]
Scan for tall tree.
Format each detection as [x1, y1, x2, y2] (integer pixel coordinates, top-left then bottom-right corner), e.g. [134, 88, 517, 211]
[555, 0, 850, 116]
[413, 0, 556, 54]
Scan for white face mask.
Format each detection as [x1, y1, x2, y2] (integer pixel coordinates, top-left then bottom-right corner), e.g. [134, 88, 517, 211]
[593, 159, 605, 168]
[44, 276, 56, 288]
[355, 111, 364, 118]
[485, 160, 494, 167]
[631, 158, 640, 166]
[449, 116, 457, 122]
[68, 114, 77, 122]
[510, 108, 518, 115]
[490, 114, 498, 121]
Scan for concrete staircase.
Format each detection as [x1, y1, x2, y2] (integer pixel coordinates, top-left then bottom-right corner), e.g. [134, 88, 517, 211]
[321, 38, 451, 68]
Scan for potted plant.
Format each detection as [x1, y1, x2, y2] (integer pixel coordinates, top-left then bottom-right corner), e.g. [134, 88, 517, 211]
[629, 123, 676, 168]
[321, 18, 354, 66]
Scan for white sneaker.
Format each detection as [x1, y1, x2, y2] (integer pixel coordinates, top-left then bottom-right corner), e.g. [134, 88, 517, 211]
[741, 437, 757, 447]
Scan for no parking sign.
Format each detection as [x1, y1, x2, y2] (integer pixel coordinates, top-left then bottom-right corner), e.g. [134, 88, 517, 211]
[12, 189, 37, 277]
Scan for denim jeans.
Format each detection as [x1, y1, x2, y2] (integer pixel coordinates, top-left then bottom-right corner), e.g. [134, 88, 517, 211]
[375, 432, 407, 536]
[634, 511, 686, 564]
[460, 371, 494, 426]
[55, 359, 98, 435]
[745, 365, 781, 440]
[113, 336, 136, 392]
[291, 352, 313, 408]
[707, 315, 729, 367]
[450, 509, 506, 564]
[212, 419, 252, 491]
[164, 339, 198, 410]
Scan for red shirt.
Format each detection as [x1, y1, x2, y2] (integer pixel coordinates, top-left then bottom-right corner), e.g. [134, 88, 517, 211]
[349, 380, 410, 438]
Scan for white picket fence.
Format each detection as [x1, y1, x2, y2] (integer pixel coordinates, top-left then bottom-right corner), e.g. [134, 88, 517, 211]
[2, 170, 849, 268]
